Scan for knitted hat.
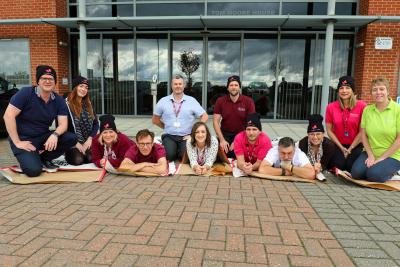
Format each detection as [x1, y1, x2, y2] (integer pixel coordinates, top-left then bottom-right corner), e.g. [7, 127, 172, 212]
[227, 75, 241, 88]
[244, 113, 262, 131]
[99, 114, 117, 133]
[307, 114, 324, 133]
[337, 76, 355, 91]
[36, 65, 57, 84]
[72, 75, 89, 89]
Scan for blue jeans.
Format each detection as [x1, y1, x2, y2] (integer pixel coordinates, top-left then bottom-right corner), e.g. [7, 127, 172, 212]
[9, 132, 77, 177]
[351, 152, 400, 182]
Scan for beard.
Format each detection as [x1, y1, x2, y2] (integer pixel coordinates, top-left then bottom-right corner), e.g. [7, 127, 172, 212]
[229, 91, 239, 97]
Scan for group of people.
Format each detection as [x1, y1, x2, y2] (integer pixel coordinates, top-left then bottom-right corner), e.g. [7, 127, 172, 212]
[3, 65, 400, 183]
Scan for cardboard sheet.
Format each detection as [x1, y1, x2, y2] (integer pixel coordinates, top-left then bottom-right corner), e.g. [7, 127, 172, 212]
[175, 162, 232, 176]
[336, 169, 400, 191]
[105, 161, 164, 177]
[0, 168, 106, 184]
[249, 171, 316, 183]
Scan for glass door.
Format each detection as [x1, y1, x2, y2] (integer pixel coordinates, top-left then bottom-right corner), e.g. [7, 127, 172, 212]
[172, 38, 203, 105]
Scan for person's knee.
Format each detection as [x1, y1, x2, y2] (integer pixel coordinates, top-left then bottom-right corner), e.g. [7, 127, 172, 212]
[61, 132, 78, 148]
[366, 168, 390, 183]
[23, 164, 42, 177]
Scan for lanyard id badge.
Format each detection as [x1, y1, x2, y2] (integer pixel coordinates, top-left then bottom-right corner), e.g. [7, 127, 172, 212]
[172, 99, 183, 128]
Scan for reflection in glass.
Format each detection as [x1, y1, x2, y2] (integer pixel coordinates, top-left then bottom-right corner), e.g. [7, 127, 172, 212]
[208, 2, 278, 16]
[277, 38, 306, 120]
[282, 3, 308, 15]
[117, 4, 133, 16]
[309, 38, 351, 114]
[137, 38, 168, 115]
[207, 39, 240, 113]
[313, 2, 355, 15]
[86, 1, 112, 17]
[80, 38, 102, 113]
[137, 3, 204, 16]
[0, 39, 30, 90]
[242, 37, 277, 118]
[172, 40, 203, 105]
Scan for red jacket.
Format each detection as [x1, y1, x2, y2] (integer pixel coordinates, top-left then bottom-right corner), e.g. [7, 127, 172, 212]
[91, 132, 134, 168]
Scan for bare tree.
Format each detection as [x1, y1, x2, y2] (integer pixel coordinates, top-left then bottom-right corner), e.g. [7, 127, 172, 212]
[179, 49, 200, 94]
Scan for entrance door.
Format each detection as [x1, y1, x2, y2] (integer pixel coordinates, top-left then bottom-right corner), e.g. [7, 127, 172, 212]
[207, 37, 240, 114]
[172, 38, 203, 105]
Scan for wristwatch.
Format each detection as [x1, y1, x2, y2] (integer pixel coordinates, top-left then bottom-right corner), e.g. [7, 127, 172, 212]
[52, 132, 60, 138]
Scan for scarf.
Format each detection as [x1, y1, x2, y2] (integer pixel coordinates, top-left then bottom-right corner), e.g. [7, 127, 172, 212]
[68, 101, 93, 144]
[307, 140, 323, 166]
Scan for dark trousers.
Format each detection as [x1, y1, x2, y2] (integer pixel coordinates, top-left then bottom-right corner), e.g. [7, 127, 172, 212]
[9, 132, 77, 177]
[351, 152, 400, 182]
[329, 144, 363, 172]
[161, 134, 186, 161]
[222, 131, 237, 159]
[65, 147, 92, 165]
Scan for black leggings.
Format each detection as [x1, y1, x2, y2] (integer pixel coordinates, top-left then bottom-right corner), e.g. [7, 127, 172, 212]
[329, 144, 363, 172]
[65, 147, 92, 165]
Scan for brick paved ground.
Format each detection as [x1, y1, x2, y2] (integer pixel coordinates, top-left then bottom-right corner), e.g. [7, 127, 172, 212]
[1, 119, 400, 266]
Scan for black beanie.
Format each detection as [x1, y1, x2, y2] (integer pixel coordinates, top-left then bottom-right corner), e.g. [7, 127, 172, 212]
[244, 113, 262, 131]
[99, 114, 117, 133]
[337, 76, 355, 91]
[36, 65, 57, 84]
[72, 76, 89, 89]
[227, 75, 241, 88]
[307, 114, 324, 133]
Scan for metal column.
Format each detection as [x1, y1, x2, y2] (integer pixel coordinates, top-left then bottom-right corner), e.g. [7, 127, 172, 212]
[78, 0, 88, 77]
[320, 0, 336, 116]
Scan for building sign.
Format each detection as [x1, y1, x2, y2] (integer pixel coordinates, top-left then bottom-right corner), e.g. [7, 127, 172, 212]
[375, 37, 393, 50]
[397, 96, 400, 104]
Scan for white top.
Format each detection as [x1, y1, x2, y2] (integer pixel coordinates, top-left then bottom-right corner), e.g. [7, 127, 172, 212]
[186, 136, 219, 168]
[263, 146, 310, 167]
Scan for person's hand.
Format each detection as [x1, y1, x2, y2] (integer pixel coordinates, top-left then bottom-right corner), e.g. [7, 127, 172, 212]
[230, 142, 234, 151]
[82, 137, 92, 152]
[365, 155, 375, 168]
[280, 160, 291, 170]
[100, 158, 106, 167]
[15, 140, 36, 152]
[340, 146, 350, 158]
[242, 162, 253, 174]
[76, 143, 84, 154]
[44, 134, 58, 151]
[219, 139, 230, 153]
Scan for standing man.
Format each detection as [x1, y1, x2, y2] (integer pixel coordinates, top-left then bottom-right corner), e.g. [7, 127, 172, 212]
[152, 74, 208, 161]
[3, 65, 77, 177]
[234, 113, 272, 175]
[259, 137, 315, 180]
[121, 129, 168, 175]
[213, 75, 255, 158]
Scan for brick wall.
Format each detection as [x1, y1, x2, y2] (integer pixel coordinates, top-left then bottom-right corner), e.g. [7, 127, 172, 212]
[354, 0, 400, 102]
[0, 0, 69, 94]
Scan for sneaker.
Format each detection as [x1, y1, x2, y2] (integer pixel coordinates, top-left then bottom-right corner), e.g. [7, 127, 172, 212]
[316, 172, 327, 181]
[42, 160, 59, 173]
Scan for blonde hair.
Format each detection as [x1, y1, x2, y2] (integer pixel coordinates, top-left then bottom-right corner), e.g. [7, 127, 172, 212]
[339, 91, 357, 110]
[98, 131, 118, 146]
[371, 77, 390, 96]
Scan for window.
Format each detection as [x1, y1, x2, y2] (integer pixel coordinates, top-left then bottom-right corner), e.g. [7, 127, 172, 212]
[0, 39, 31, 92]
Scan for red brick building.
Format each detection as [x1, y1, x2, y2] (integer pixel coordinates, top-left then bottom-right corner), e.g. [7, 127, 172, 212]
[0, 0, 399, 118]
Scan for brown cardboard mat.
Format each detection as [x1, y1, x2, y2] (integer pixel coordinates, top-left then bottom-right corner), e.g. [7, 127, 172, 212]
[336, 169, 400, 191]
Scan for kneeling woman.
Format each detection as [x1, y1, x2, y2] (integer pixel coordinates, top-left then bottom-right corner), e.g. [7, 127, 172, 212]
[186, 122, 219, 175]
[92, 114, 134, 168]
[351, 78, 400, 182]
[65, 76, 99, 165]
[299, 114, 335, 179]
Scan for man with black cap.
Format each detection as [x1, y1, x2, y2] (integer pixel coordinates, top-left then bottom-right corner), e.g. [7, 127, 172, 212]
[259, 137, 315, 180]
[298, 114, 335, 181]
[233, 113, 272, 175]
[213, 75, 255, 158]
[3, 65, 76, 177]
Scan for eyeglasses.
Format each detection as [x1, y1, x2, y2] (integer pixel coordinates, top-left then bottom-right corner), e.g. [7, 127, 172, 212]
[137, 142, 152, 148]
[40, 77, 55, 82]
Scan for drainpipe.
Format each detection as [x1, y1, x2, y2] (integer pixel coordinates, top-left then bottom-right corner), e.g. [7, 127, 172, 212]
[320, 0, 336, 116]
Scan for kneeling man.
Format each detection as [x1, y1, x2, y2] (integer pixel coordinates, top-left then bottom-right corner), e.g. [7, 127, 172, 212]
[259, 137, 315, 180]
[121, 129, 168, 175]
[234, 113, 272, 175]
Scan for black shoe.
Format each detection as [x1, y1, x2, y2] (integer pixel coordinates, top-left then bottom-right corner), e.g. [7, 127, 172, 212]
[42, 160, 59, 173]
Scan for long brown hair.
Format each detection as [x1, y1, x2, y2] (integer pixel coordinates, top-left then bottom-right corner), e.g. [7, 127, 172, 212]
[190, 122, 211, 148]
[67, 85, 95, 119]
